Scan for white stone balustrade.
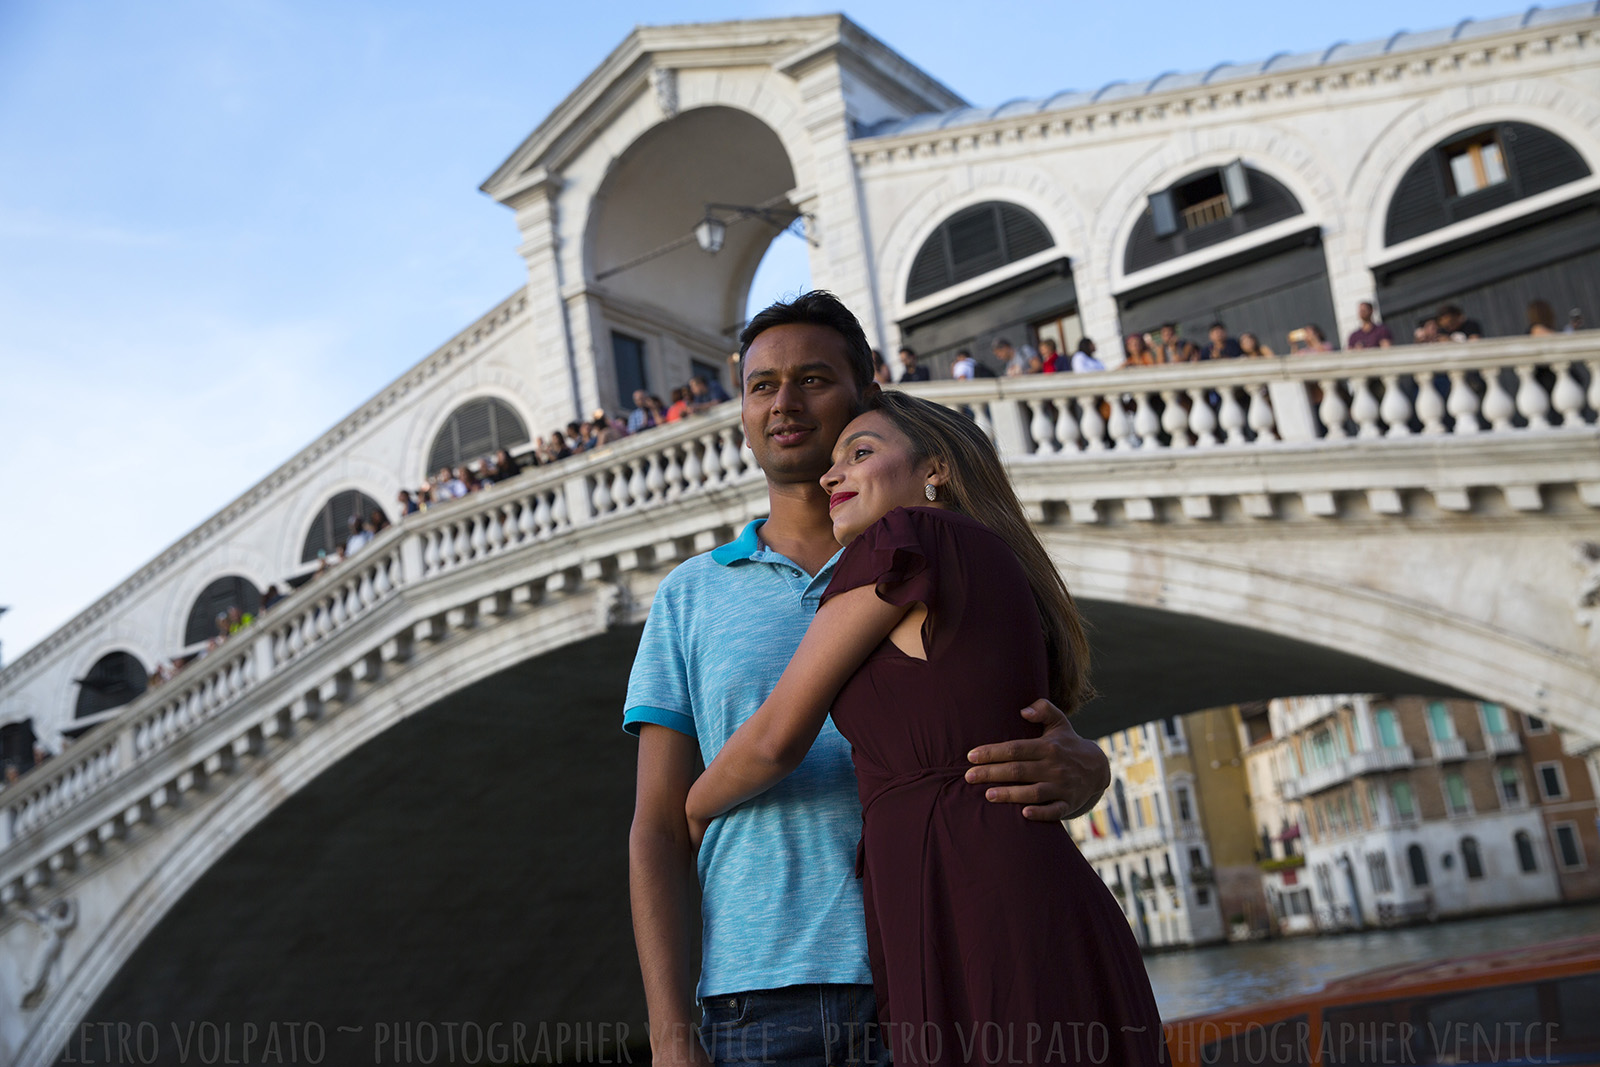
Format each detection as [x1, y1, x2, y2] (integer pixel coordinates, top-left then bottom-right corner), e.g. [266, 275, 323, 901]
[2, 336, 1598, 859]
[902, 334, 1598, 457]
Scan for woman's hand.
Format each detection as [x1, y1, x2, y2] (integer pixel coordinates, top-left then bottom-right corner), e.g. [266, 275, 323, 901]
[687, 813, 710, 853]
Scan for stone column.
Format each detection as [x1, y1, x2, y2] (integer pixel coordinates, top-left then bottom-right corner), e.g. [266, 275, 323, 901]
[505, 170, 585, 431]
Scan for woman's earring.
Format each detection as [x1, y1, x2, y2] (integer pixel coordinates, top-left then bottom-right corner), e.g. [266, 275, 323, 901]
[924, 483, 938, 501]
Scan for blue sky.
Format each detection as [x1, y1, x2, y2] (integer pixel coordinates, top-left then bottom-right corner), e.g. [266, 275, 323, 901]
[0, 0, 1524, 660]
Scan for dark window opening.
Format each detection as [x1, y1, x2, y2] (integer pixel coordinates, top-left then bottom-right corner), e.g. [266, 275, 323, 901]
[1555, 825, 1584, 868]
[1127, 166, 1303, 273]
[1384, 122, 1590, 245]
[427, 397, 530, 476]
[74, 651, 148, 719]
[906, 202, 1054, 303]
[1461, 836, 1484, 880]
[613, 333, 648, 402]
[301, 491, 386, 564]
[184, 576, 263, 648]
[1515, 830, 1538, 873]
[1407, 843, 1430, 888]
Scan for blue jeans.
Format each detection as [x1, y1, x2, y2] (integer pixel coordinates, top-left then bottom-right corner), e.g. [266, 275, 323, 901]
[699, 983, 891, 1067]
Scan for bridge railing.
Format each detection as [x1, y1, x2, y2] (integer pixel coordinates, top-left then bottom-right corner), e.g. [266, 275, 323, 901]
[4, 335, 1597, 852]
[0, 412, 765, 853]
[908, 333, 1598, 456]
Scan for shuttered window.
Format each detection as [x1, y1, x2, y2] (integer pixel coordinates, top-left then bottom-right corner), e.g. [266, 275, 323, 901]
[75, 651, 148, 718]
[1124, 166, 1301, 274]
[184, 576, 264, 647]
[1384, 122, 1590, 245]
[301, 490, 385, 563]
[906, 202, 1054, 302]
[426, 397, 531, 475]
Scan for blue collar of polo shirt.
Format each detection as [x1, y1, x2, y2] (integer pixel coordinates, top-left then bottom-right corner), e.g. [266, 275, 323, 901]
[709, 519, 768, 566]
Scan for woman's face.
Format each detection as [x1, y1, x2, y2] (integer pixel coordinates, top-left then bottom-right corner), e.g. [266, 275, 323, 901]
[820, 410, 942, 545]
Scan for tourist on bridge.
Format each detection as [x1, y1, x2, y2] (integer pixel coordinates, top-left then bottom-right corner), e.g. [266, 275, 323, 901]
[625, 291, 1115, 1067]
[1346, 301, 1393, 349]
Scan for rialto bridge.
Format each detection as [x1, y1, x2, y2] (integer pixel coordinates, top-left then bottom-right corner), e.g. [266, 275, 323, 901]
[1, 339, 1597, 1063]
[3, 10, 1600, 1065]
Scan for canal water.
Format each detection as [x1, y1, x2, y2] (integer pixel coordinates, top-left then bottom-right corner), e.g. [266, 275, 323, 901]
[1144, 900, 1600, 1020]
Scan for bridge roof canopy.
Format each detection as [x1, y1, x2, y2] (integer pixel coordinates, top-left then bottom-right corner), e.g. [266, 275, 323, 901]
[479, 13, 968, 205]
[858, 2, 1600, 141]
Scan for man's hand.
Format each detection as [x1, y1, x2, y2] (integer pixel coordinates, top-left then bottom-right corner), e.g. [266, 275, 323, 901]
[965, 699, 1110, 821]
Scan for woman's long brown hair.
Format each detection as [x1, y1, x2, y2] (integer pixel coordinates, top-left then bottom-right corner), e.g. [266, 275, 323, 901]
[866, 390, 1094, 713]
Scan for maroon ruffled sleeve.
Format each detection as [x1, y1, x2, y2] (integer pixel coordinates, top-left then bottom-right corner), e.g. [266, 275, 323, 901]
[822, 507, 967, 659]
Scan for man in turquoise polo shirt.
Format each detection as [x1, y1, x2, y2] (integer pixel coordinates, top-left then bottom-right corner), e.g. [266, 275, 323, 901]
[625, 292, 1110, 1067]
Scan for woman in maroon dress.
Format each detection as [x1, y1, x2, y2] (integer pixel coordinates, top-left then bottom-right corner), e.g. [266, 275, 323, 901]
[686, 391, 1168, 1065]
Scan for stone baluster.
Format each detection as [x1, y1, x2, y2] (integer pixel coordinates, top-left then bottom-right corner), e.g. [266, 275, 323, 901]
[1379, 375, 1413, 437]
[591, 471, 614, 515]
[1588, 360, 1600, 420]
[1482, 369, 1516, 432]
[1318, 380, 1350, 440]
[344, 580, 363, 621]
[489, 508, 508, 556]
[469, 514, 489, 558]
[1414, 373, 1447, 434]
[972, 404, 995, 443]
[682, 440, 704, 492]
[435, 525, 455, 570]
[664, 446, 685, 499]
[422, 530, 441, 574]
[1551, 362, 1586, 426]
[1029, 400, 1057, 454]
[375, 554, 394, 596]
[1133, 393, 1162, 448]
[1217, 388, 1246, 445]
[315, 599, 334, 638]
[1106, 395, 1133, 450]
[701, 432, 724, 484]
[330, 586, 348, 627]
[610, 465, 632, 512]
[645, 454, 667, 501]
[1161, 390, 1191, 448]
[1080, 396, 1107, 451]
[1446, 370, 1481, 433]
[628, 460, 649, 505]
[358, 569, 377, 608]
[530, 492, 551, 536]
[720, 429, 743, 481]
[1187, 389, 1218, 447]
[551, 486, 570, 531]
[1515, 365, 1551, 429]
[1055, 400, 1081, 453]
[1247, 385, 1276, 440]
[1349, 378, 1382, 438]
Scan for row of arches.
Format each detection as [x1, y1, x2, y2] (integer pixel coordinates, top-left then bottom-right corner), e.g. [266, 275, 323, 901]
[63, 398, 538, 725]
[895, 118, 1595, 371]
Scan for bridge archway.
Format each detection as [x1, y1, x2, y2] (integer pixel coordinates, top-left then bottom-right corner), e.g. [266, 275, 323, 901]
[62, 627, 650, 1062]
[581, 105, 799, 410]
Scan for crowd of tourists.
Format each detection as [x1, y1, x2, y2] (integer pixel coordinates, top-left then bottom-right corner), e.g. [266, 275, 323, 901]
[887, 297, 1585, 381]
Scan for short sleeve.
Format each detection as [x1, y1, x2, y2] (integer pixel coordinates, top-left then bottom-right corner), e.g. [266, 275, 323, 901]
[622, 581, 696, 739]
[821, 507, 967, 659]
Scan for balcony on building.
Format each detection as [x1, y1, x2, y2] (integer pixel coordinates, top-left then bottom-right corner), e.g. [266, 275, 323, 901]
[1485, 730, 1523, 756]
[1432, 736, 1469, 762]
[1078, 823, 1167, 861]
[1282, 744, 1415, 799]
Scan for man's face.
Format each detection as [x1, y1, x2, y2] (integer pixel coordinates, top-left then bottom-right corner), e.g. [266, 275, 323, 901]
[741, 323, 863, 485]
[633, 390, 648, 406]
[1160, 325, 1178, 343]
[993, 342, 1014, 362]
[1209, 325, 1226, 345]
[1358, 303, 1374, 322]
[898, 349, 916, 369]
